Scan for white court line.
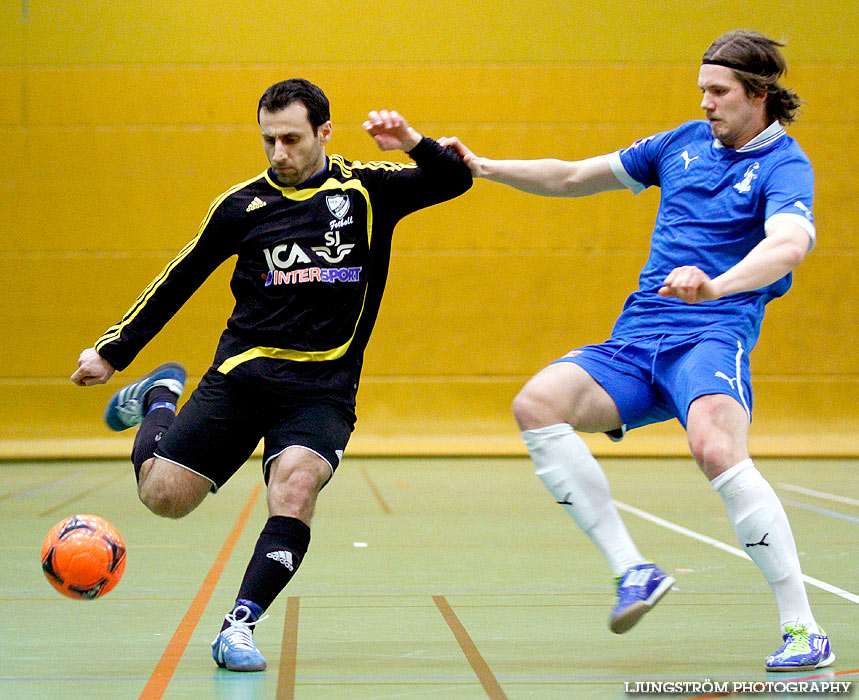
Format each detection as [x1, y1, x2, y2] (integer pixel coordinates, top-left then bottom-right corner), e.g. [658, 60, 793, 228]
[782, 499, 859, 524]
[613, 499, 859, 605]
[777, 483, 859, 508]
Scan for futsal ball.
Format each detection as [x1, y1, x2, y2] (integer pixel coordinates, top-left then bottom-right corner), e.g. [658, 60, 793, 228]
[41, 514, 127, 600]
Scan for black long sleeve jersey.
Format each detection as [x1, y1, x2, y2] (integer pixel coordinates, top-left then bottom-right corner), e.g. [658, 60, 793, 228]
[95, 138, 472, 405]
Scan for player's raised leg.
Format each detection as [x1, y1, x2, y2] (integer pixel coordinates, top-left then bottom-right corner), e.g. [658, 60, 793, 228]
[513, 361, 674, 633]
[104, 362, 185, 478]
[103, 362, 211, 517]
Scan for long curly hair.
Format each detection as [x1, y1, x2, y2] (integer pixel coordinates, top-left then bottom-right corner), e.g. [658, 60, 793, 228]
[702, 30, 802, 125]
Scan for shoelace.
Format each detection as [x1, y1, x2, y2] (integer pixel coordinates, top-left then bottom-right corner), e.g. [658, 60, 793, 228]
[218, 605, 270, 650]
[780, 625, 811, 653]
[221, 624, 256, 650]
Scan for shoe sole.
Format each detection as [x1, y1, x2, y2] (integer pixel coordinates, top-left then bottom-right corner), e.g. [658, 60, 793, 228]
[213, 650, 267, 672]
[766, 650, 836, 673]
[225, 661, 267, 672]
[610, 575, 676, 634]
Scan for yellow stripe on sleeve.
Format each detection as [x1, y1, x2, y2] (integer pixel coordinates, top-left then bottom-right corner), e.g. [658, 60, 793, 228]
[95, 173, 266, 351]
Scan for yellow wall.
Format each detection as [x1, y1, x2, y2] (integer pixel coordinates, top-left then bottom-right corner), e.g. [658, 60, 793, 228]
[2, 1, 858, 456]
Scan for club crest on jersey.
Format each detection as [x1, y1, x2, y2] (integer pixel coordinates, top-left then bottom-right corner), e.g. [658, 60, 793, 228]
[326, 194, 350, 220]
[734, 162, 760, 194]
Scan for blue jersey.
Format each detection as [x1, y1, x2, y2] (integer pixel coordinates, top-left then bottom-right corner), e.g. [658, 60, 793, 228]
[607, 120, 815, 350]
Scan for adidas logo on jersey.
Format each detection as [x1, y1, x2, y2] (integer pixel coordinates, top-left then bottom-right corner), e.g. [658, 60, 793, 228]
[246, 197, 267, 212]
[266, 550, 295, 571]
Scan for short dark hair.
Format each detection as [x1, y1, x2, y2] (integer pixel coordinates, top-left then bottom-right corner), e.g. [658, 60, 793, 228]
[257, 79, 331, 132]
[702, 30, 801, 125]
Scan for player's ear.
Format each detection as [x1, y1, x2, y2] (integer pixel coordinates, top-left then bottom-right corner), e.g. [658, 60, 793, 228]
[749, 88, 767, 107]
[319, 120, 332, 145]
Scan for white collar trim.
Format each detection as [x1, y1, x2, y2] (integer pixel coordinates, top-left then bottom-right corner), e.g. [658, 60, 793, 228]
[713, 121, 786, 152]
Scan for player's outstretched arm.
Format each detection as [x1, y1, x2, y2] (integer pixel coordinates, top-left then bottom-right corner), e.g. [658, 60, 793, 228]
[437, 137, 623, 198]
[363, 110, 422, 152]
[71, 347, 116, 386]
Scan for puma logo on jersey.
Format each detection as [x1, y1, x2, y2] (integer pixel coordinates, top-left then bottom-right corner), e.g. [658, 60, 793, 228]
[714, 371, 738, 390]
[793, 200, 813, 221]
[680, 150, 699, 170]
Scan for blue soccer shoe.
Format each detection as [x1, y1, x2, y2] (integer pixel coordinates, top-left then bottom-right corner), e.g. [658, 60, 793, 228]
[766, 625, 835, 672]
[212, 605, 268, 672]
[103, 362, 186, 431]
[610, 563, 675, 634]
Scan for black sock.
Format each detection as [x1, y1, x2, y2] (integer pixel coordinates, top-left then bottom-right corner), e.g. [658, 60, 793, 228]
[221, 516, 310, 632]
[145, 385, 178, 412]
[131, 386, 178, 482]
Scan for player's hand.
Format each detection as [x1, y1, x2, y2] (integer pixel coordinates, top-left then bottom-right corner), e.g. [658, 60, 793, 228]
[436, 136, 484, 177]
[658, 266, 720, 304]
[362, 110, 422, 152]
[71, 347, 116, 386]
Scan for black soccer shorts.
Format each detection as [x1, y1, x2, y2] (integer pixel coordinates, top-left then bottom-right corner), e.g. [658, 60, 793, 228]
[154, 368, 355, 491]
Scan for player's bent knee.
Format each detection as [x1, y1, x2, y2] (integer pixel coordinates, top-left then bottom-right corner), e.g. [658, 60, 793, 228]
[138, 461, 209, 519]
[271, 460, 328, 499]
[686, 396, 750, 475]
[512, 385, 556, 429]
[267, 450, 331, 520]
[138, 489, 189, 519]
[687, 429, 747, 479]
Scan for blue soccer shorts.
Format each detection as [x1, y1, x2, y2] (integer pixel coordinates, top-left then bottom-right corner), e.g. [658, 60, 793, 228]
[553, 332, 753, 430]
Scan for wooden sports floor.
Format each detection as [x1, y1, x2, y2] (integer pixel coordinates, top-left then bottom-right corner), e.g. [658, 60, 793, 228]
[2, 456, 857, 699]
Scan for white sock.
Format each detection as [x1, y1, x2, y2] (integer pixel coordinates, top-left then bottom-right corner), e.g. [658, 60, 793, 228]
[522, 424, 646, 576]
[711, 459, 818, 634]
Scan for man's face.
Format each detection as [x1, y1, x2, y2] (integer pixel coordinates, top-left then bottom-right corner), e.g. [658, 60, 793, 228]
[259, 102, 331, 186]
[698, 64, 768, 149]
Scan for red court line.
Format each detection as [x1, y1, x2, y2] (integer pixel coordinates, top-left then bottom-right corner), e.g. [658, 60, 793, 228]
[688, 668, 859, 699]
[276, 596, 300, 700]
[137, 483, 264, 700]
[433, 595, 509, 700]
